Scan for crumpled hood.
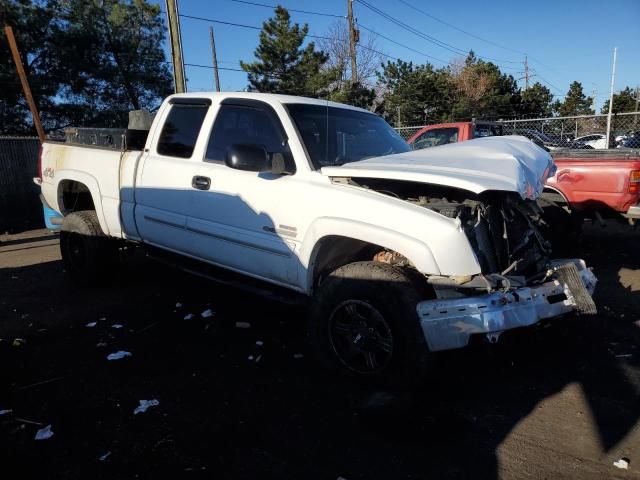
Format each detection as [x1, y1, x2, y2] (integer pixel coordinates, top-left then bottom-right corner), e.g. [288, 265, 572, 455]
[321, 136, 556, 200]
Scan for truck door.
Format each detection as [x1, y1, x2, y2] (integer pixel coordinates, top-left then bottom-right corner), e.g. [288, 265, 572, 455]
[135, 98, 211, 253]
[185, 99, 298, 286]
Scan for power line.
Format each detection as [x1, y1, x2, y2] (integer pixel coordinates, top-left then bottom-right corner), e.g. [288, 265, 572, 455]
[396, 0, 522, 55]
[230, 0, 345, 18]
[355, 0, 520, 66]
[358, 23, 448, 65]
[185, 62, 282, 78]
[535, 72, 564, 94]
[396, 0, 562, 78]
[179, 13, 331, 40]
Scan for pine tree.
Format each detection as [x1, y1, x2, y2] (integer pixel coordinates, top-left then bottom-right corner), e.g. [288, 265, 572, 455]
[553, 81, 594, 117]
[240, 6, 330, 97]
[1, 0, 172, 133]
[601, 86, 638, 114]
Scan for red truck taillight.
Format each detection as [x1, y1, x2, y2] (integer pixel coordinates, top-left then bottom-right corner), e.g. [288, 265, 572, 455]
[630, 170, 640, 194]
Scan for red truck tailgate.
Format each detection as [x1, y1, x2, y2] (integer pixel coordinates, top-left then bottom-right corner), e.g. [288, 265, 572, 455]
[548, 150, 640, 214]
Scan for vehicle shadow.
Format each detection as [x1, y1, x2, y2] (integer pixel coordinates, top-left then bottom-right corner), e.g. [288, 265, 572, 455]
[0, 213, 639, 478]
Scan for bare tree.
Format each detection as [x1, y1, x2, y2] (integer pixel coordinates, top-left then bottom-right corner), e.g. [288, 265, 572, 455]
[319, 21, 383, 89]
[449, 57, 492, 102]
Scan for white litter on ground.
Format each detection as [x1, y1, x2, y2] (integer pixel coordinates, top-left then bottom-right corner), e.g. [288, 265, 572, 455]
[111, 324, 123, 329]
[183, 313, 195, 321]
[0, 409, 12, 416]
[293, 353, 304, 359]
[99, 317, 107, 321]
[201, 309, 214, 318]
[176, 302, 183, 308]
[96, 342, 108, 348]
[613, 458, 629, 470]
[133, 399, 160, 415]
[86, 322, 97, 328]
[106, 351, 132, 361]
[255, 340, 264, 346]
[99, 451, 112, 461]
[235, 321, 251, 329]
[248, 355, 254, 361]
[255, 355, 262, 363]
[616, 354, 633, 358]
[34, 424, 54, 440]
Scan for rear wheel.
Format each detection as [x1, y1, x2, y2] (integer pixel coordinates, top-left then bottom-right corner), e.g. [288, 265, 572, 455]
[308, 261, 430, 387]
[60, 210, 119, 284]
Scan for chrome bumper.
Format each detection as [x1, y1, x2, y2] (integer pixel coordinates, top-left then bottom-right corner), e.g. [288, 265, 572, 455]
[625, 204, 640, 219]
[417, 259, 597, 352]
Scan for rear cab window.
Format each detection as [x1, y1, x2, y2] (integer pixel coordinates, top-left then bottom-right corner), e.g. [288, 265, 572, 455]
[414, 127, 459, 149]
[157, 100, 210, 158]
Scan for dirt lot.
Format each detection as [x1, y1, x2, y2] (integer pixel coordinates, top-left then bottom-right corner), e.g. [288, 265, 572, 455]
[1, 223, 640, 479]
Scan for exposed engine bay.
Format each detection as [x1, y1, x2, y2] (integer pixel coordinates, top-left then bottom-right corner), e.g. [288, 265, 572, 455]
[352, 177, 556, 291]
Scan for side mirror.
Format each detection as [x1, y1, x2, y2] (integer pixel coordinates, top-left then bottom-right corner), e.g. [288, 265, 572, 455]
[225, 144, 271, 172]
[225, 144, 294, 175]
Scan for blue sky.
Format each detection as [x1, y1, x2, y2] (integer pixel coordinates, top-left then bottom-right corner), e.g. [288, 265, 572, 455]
[160, 0, 639, 111]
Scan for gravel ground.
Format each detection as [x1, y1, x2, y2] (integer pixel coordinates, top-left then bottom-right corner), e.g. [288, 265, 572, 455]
[1, 223, 639, 479]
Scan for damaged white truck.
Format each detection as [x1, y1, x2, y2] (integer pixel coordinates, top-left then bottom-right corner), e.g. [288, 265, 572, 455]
[37, 93, 597, 384]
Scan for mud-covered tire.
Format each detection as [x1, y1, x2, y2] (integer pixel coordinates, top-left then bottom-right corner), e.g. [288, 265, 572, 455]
[308, 261, 430, 388]
[60, 210, 119, 284]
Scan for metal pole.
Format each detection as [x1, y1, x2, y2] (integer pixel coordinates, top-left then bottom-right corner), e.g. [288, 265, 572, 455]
[4, 26, 45, 142]
[634, 85, 639, 129]
[347, 0, 358, 84]
[209, 26, 221, 92]
[165, 0, 186, 93]
[524, 55, 529, 90]
[605, 47, 617, 147]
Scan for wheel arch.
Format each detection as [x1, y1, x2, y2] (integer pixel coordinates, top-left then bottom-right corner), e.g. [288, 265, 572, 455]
[56, 172, 109, 234]
[541, 186, 570, 206]
[299, 218, 441, 294]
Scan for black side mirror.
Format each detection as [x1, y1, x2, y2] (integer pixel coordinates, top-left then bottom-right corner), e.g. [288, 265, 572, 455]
[225, 144, 271, 172]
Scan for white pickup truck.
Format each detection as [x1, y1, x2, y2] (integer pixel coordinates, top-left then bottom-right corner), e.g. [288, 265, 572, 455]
[37, 92, 596, 384]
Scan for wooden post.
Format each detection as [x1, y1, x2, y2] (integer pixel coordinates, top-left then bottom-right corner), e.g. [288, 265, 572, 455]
[347, 0, 358, 84]
[4, 26, 46, 142]
[165, 0, 186, 93]
[209, 26, 221, 92]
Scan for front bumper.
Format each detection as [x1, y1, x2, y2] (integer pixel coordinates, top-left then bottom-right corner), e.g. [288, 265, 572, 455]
[417, 259, 597, 351]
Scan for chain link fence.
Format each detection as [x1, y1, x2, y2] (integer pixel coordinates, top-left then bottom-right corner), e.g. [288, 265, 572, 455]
[394, 112, 640, 149]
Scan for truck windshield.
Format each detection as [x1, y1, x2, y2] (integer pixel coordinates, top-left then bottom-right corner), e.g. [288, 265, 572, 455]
[286, 103, 410, 168]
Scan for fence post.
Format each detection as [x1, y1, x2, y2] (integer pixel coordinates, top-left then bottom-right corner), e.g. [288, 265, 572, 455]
[575, 120, 578, 139]
[605, 47, 617, 147]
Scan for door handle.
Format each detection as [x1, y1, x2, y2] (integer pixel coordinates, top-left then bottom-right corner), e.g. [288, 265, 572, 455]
[192, 176, 211, 190]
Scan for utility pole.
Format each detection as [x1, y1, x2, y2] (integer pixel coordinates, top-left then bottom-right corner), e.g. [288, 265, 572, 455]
[347, 0, 358, 84]
[4, 26, 45, 143]
[524, 55, 529, 90]
[209, 26, 221, 92]
[165, 0, 186, 93]
[605, 47, 617, 148]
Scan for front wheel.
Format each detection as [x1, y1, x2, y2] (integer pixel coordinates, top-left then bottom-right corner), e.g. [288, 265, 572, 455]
[60, 210, 119, 284]
[308, 261, 430, 387]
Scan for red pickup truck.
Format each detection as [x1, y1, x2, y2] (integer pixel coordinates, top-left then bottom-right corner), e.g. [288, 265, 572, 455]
[407, 122, 640, 226]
